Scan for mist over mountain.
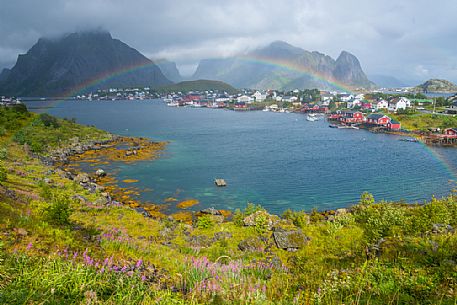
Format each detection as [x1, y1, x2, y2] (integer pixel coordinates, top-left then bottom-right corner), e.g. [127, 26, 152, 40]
[154, 59, 183, 83]
[0, 31, 171, 97]
[192, 41, 375, 90]
[368, 74, 409, 88]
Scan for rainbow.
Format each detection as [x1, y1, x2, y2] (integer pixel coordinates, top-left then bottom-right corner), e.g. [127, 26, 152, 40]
[237, 54, 354, 93]
[61, 60, 162, 99]
[58, 53, 355, 99]
[417, 141, 457, 182]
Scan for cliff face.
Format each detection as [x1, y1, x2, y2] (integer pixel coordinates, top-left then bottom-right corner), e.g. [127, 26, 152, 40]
[155, 59, 183, 83]
[0, 32, 171, 97]
[192, 41, 375, 90]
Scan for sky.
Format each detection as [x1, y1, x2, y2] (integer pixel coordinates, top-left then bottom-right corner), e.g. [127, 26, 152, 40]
[1, 0, 457, 84]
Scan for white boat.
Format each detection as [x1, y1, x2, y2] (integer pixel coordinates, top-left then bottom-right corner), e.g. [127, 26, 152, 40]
[306, 115, 317, 121]
[166, 101, 179, 107]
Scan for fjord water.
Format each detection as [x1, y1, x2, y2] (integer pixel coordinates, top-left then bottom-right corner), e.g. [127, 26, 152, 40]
[32, 100, 457, 214]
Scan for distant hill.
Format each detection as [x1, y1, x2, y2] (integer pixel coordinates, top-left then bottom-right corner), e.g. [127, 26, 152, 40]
[368, 74, 408, 88]
[414, 79, 457, 93]
[157, 79, 238, 94]
[192, 41, 375, 90]
[0, 31, 171, 97]
[154, 59, 182, 82]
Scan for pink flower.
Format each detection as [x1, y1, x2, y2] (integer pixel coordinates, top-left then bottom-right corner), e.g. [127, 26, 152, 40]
[135, 259, 143, 269]
[26, 242, 33, 251]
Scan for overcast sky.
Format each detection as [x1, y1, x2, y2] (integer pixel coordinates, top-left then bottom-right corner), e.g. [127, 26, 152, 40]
[1, 0, 456, 83]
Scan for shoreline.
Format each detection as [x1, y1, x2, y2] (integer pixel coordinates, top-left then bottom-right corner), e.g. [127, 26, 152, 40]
[47, 132, 456, 224]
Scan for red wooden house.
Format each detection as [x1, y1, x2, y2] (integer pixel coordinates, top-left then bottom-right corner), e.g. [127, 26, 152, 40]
[339, 111, 364, 124]
[445, 128, 457, 136]
[366, 114, 390, 126]
[387, 119, 401, 130]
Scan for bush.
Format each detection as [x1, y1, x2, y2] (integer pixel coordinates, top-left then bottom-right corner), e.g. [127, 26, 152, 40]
[0, 163, 7, 183]
[44, 192, 73, 225]
[0, 147, 7, 160]
[232, 203, 265, 227]
[39, 113, 60, 128]
[282, 209, 309, 228]
[196, 215, 214, 229]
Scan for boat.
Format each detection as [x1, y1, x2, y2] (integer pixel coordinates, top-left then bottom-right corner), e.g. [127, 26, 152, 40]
[306, 115, 317, 122]
[329, 124, 338, 128]
[399, 138, 419, 143]
[166, 101, 179, 107]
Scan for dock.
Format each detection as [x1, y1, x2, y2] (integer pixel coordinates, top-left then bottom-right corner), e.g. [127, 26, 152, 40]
[214, 178, 227, 187]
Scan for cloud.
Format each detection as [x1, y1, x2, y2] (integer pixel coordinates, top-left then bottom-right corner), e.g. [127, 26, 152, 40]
[0, 0, 456, 82]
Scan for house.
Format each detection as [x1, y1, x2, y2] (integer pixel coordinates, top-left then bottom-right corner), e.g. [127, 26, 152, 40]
[389, 97, 411, 112]
[234, 101, 248, 109]
[252, 91, 266, 102]
[366, 114, 391, 126]
[347, 99, 362, 109]
[376, 99, 389, 110]
[446, 101, 457, 114]
[339, 110, 364, 124]
[387, 119, 401, 130]
[338, 94, 354, 102]
[444, 128, 457, 136]
[237, 95, 252, 103]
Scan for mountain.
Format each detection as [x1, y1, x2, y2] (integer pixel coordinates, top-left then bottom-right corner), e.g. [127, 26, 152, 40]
[0, 31, 171, 97]
[154, 59, 182, 82]
[157, 79, 238, 94]
[368, 74, 408, 88]
[414, 79, 457, 93]
[192, 41, 374, 90]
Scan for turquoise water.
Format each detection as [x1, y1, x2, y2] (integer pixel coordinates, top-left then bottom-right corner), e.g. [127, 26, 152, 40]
[28, 100, 457, 214]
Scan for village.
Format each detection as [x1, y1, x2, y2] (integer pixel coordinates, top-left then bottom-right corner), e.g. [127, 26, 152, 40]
[3, 86, 457, 145]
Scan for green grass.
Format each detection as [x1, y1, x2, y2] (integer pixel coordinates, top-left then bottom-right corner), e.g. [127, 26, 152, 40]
[0, 105, 457, 304]
[390, 112, 457, 131]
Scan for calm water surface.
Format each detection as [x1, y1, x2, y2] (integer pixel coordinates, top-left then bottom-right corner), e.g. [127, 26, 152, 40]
[27, 100, 457, 214]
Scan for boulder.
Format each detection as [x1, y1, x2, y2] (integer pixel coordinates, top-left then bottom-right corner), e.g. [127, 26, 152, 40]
[74, 173, 90, 184]
[432, 223, 455, 234]
[95, 169, 106, 177]
[187, 235, 213, 248]
[272, 229, 310, 251]
[200, 207, 222, 215]
[238, 236, 266, 252]
[213, 231, 232, 241]
[243, 210, 279, 230]
[335, 208, 348, 216]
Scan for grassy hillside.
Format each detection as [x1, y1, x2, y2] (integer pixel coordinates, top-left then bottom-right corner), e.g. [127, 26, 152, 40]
[0, 105, 457, 304]
[390, 113, 457, 131]
[157, 79, 238, 94]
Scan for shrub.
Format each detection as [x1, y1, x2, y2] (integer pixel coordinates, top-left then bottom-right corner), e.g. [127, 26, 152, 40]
[196, 215, 214, 229]
[39, 113, 60, 128]
[44, 192, 73, 225]
[0, 147, 7, 160]
[0, 127, 6, 136]
[360, 192, 375, 205]
[282, 209, 309, 228]
[0, 163, 7, 183]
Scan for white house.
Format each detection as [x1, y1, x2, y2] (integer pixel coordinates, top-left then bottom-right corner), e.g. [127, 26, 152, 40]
[252, 91, 266, 102]
[355, 93, 365, 100]
[339, 94, 354, 102]
[376, 99, 389, 110]
[237, 95, 252, 103]
[389, 97, 411, 112]
[348, 99, 362, 109]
